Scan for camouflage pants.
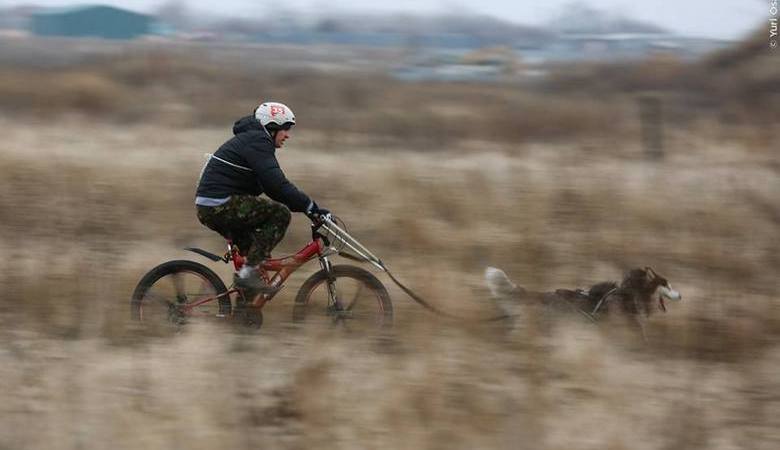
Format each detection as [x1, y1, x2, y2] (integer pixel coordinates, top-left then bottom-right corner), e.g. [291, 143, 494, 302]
[197, 195, 291, 265]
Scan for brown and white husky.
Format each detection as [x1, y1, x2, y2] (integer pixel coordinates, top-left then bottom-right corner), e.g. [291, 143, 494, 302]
[485, 266, 681, 333]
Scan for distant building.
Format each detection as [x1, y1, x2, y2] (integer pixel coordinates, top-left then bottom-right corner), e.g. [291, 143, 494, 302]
[0, 6, 38, 32]
[30, 5, 153, 40]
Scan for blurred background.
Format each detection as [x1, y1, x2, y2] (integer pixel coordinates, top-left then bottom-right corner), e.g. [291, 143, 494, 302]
[1, 1, 778, 449]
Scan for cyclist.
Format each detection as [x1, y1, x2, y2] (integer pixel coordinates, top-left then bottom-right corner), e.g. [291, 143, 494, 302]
[195, 101, 330, 295]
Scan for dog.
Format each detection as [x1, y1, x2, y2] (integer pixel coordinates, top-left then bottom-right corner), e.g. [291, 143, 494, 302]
[484, 266, 681, 337]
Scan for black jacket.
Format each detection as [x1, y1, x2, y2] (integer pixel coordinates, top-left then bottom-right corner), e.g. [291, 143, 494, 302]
[196, 115, 312, 212]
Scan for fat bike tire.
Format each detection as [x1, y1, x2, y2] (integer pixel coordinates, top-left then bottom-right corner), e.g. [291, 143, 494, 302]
[131, 260, 229, 330]
[293, 264, 393, 329]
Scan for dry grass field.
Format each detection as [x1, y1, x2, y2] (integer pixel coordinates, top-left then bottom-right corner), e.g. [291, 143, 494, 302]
[1, 36, 778, 449]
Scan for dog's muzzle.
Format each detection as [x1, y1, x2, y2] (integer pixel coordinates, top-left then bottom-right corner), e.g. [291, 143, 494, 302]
[658, 285, 681, 312]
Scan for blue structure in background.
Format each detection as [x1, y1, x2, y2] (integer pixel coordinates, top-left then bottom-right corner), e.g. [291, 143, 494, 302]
[30, 5, 153, 40]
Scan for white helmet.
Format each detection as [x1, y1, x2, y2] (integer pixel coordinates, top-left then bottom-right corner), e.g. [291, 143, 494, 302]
[255, 101, 295, 131]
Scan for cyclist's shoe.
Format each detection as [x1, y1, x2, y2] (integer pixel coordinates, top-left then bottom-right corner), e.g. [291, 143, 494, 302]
[233, 271, 279, 296]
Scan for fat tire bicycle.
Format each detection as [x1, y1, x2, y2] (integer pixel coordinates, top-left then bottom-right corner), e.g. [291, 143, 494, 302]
[131, 218, 393, 332]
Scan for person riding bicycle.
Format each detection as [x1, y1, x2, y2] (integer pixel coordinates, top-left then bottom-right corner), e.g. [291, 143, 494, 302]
[195, 101, 330, 295]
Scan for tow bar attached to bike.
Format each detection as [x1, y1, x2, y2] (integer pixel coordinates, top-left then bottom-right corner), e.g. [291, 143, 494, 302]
[318, 216, 507, 321]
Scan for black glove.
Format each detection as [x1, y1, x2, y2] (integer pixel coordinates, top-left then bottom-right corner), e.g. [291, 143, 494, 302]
[306, 202, 331, 222]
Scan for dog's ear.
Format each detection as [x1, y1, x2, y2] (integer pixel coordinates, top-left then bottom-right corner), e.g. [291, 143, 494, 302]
[485, 267, 518, 298]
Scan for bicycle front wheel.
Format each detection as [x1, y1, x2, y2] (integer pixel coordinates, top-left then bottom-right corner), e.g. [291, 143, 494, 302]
[293, 265, 393, 330]
[131, 260, 229, 333]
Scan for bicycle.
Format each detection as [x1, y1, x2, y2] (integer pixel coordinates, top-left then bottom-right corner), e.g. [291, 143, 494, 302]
[130, 216, 393, 332]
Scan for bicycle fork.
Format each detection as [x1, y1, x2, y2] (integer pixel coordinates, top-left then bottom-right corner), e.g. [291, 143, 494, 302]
[319, 255, 346, 319]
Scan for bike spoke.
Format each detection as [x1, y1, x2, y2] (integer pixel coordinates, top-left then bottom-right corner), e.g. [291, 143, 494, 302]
[345, 283, 364, 311]
[171, 272, 186, 302]
[185, 282, 218, 303]
[142, 291, 174, 307]
[199, 279, 212, 298]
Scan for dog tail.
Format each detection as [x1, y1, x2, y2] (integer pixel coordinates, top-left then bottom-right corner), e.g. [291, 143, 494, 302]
[485, 266, 519, 298]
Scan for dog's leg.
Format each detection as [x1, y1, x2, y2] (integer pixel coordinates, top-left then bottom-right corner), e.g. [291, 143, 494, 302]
[636, 317, 648, 342]
[632, 298, 649, 343]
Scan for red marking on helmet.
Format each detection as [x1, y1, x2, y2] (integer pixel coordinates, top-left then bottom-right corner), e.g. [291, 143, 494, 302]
[270, 106, 286, 117]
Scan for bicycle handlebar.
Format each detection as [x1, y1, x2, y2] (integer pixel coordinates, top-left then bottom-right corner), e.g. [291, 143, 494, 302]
[319, 216, 386, 271]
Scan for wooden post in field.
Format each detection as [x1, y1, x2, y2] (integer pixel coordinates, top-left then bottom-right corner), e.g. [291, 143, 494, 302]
[638, 95, 664, 160]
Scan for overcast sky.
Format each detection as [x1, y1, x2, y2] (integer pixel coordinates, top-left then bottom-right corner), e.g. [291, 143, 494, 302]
[2, 0, 768, 39]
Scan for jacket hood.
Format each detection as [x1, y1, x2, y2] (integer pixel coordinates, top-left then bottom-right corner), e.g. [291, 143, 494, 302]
[232, 115, 266, 135]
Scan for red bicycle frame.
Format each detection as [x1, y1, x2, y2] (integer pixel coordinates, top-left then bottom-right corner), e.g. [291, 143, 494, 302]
[181, 237, 326, 315]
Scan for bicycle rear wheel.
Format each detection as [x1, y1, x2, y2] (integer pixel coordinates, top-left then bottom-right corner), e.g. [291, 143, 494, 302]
[131, 260, 229, 333]
[293, 265, 393, 330]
